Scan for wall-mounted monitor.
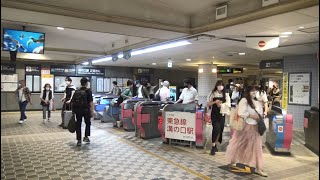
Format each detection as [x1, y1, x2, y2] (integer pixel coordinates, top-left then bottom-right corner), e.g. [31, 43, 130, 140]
[2, 28, 45, 54]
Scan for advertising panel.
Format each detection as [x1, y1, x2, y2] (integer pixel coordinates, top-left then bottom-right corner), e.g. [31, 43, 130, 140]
[165, 111, 196, 141]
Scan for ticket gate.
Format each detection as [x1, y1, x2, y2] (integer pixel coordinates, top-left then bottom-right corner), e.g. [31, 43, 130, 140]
[304, 107, 319, 155]
[266, 105, 293, 154]
[95, 95, 119, 122]
[134, 101, 174, 139]
[159, 103, 205, 148]
[120, 98, 149, 131]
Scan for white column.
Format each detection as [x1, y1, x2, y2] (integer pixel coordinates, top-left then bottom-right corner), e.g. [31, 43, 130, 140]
[197, 64, 217, 106]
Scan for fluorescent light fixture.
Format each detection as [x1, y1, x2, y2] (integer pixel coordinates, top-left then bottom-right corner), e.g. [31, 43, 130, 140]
[238, 52, 246, 55]
[92, 56, 112, 64]
[281, 32, 292, 35]
[186, 59, 191, 61]
[131, 40, 191, 56]
[212, 68, 217, 73]
[92, 40, 191, 64]
[199, 68, 204, 73]
[299, 26, 304, 29]
[82, 62, 89, 65]
[57, 27, 64, 30]
[152, 63, 157, 65]
[279, 35, 289, 38]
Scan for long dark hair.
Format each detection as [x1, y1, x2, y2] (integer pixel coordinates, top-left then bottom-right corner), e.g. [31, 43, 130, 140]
[244, 85, 257, 109]
[212, 80, 226, 100]
[127, 79, 137, 97]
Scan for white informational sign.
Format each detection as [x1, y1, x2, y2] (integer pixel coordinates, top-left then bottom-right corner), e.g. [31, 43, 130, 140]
[246, 36, 280, 51]
[288, 73, 311, 106]
[41, 74, 54, 90]
[1, 74, 18, 83]
[165, 111, 196, 141]
[1, 82, 17, 92]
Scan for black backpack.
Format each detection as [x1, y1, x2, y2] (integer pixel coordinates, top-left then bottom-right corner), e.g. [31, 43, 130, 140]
[72, 89, 88, 113]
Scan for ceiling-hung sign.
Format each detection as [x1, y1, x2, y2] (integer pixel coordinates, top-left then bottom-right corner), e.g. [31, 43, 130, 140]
[76, 66, 105, 76]
[1, 63, 16, 74]
[217, 67, 243, 74]
[50, 65, 76, 76]
[246, 36, 280, 51]
[25, 64, 41, 75]
[137, 68, 150, 74]
[259, 59, 283, 69]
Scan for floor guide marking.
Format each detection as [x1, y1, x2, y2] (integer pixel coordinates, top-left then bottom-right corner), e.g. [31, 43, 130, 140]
[118, 138, 212, 180]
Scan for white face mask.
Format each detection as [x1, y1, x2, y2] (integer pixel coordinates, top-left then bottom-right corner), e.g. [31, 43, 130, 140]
[45, 87, 50, 91]
[217, 86, 224, 91]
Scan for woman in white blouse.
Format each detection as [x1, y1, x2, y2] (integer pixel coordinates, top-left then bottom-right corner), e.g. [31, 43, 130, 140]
[225, 85, 267, 177]
[206, 80, 231, 155]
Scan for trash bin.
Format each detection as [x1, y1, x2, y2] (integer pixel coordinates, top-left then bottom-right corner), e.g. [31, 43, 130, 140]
[304, 107, 319, 155]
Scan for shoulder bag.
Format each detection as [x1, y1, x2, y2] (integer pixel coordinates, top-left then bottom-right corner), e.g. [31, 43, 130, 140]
[230, 106, 245, 131]
[253, 108, 267, 136]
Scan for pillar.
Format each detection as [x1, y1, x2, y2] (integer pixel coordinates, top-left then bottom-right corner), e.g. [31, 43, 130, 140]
[197, 64, 218, 106]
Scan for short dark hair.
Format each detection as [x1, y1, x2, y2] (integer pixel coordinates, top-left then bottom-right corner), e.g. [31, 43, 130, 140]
[183, 79, 192, 85]
[80, 77, 89, 86]
[43, 83, 51, 89]
[228, 79, 233, 83]
[65, 77, 72, 82]
[112, 81, 117, 85]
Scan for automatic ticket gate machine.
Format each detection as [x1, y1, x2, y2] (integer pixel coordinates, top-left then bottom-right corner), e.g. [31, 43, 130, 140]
[101, 96, 120, 123]
[266, 105, 293, 154]
[159, 103, 205, 148]
[120, 98, 149, 131]
[134, 101, 174, 139]
[304, 107, 319, 155]
[95, 95, 119, 122]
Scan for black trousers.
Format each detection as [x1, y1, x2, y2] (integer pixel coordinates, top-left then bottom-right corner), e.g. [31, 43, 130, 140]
[75, 111, 91, 141]
[212, 116, 225, 144]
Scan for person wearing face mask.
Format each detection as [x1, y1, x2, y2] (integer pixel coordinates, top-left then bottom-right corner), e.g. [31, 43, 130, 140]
[135, 80, 150, 99]
[40, 83, 54, 124]
[15, 80, 32, 124]
[59, 77, 76, 128]
[225, 85, 267, 177]
[175, 79, 198, 104]
[206, 80, 231, 155]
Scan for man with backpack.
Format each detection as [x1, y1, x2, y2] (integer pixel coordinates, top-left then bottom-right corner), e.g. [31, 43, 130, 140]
[72, 77, 95, 146]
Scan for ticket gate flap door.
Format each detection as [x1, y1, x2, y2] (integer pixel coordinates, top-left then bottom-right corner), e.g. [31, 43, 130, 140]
[195, 110, 204, 147]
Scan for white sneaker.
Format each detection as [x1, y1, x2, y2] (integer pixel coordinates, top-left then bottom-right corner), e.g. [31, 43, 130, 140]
[19, 120, 24, 124]
[43, 119, 46, 124]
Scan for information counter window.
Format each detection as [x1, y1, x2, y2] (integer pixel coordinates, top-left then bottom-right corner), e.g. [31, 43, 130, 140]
[54, 76, 91, 93]
[25, 75, 41, 93]
[96, 77, 129, 93]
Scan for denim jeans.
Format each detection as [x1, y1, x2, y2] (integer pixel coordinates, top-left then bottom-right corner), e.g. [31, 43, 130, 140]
[19, 101, 28, 120]
[42, 105, 51, 119]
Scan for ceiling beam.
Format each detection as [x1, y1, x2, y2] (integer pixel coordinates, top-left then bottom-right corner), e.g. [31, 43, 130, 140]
[191, 0, 318, 34]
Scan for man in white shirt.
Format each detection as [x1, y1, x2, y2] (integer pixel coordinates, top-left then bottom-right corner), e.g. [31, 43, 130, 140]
[135, 80, 150, 99]
[159, 81, 171, 101]
[175, 79, 198, 104]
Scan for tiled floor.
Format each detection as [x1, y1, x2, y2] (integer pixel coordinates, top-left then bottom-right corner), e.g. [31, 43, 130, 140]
[1, 111, 319, 180]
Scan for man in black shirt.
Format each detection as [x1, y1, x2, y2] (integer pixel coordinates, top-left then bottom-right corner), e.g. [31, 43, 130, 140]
[59, 77, 76, 127]
[72, 77, 95, 146]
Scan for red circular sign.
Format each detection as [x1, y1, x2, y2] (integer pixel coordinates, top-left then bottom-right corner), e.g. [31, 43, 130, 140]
[258, 41, 266, 47]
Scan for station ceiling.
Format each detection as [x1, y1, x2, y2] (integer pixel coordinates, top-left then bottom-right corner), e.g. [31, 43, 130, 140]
[1, 0, 319, 72]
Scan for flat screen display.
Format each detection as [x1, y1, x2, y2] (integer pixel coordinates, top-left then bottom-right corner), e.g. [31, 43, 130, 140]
[2, 28, 45, 54]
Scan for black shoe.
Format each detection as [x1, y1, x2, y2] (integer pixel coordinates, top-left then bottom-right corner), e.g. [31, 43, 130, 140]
[214, 145, 218, 152]
[77, 141, 82, 146]
[83, 137, 90, 143]
[210, 146, 216, 155]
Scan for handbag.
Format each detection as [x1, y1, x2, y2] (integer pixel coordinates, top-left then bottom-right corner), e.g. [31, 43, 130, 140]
[253, 109, 267, 136]
[67, 114, 76, 133]
[230, 106, 245, 131]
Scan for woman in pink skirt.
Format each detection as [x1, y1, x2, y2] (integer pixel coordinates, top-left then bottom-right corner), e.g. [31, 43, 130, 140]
[225, 85, 268, 177]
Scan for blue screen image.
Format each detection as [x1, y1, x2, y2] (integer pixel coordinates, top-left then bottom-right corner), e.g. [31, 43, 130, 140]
[3, 29, 45, 54]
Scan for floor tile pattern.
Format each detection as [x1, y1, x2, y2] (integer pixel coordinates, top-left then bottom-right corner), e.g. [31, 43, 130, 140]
[1, 111, 319, 180]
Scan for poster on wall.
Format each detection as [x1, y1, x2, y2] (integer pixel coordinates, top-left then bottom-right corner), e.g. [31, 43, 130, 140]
[165, 111, 196, 141]
[41, 74, 54, 91]
[288, 72, 311, 106]
[281, 73, 288, 111]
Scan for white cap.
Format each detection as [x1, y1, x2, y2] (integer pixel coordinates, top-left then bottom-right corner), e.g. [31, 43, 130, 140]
[163, 81, 169, 87]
